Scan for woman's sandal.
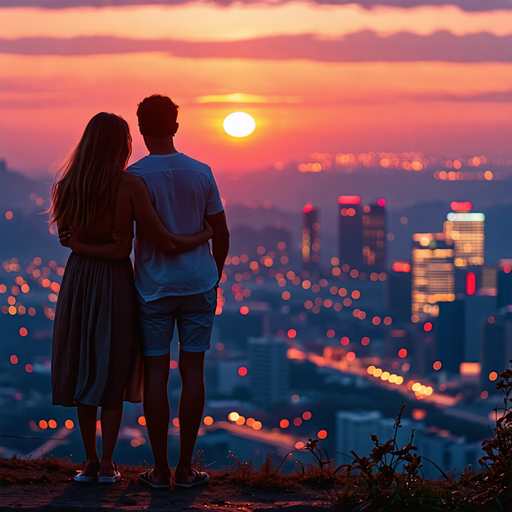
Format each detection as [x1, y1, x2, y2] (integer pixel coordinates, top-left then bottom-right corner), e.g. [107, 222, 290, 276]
[74, 462, 99, 483]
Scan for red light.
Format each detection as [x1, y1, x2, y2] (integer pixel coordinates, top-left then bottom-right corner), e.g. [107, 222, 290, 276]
[398, 348, 407, 358]
[338, 196, 361, 205]
[450, 201, 472, 212]
[238, 367, 248, 377]
[240, 306, 249, 315]
[392, 262, 411, 273]
[287, 329, 297, 339]
[303, 204, 314, 213]
[424, 322, 433, 332]
[377, 198, 386, 207]
[466, 272, 476, 295]
[504, 265, 511, 274]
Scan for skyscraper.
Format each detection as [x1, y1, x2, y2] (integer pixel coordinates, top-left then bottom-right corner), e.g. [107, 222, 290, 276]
[248, 337, 289, 408]
[387, 261, 412, 322]
[338, 195, 363, 270]
[480, 310, 512, 394]
[497, 260, 512, 309]
[362, 200, 387, 271]
[443, 203, 485, 269]
[411, 233, 454, 319]
[301, 204, 320, 272]
[436, 299, 465, 375]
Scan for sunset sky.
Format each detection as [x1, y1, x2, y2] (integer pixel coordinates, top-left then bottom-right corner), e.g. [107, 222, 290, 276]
[1, 0, 511, 178]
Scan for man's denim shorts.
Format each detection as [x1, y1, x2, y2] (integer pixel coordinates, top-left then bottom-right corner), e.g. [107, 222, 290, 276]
[136, 288, 217, 356]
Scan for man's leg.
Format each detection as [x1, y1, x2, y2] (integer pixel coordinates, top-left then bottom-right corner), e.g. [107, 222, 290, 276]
[143, 353, 172, 485]
[175, 350, 205, 484]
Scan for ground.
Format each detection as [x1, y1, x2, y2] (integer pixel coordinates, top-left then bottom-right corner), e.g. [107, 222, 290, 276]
[0, 459, 337, 511]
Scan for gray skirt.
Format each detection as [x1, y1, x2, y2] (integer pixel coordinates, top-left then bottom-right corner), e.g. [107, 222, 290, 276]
[51, 252, 143, 409]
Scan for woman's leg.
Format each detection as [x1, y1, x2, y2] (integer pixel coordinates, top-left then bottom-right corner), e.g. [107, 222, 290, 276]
[76, 402, 100, 476]
[99, 399, 123, 476]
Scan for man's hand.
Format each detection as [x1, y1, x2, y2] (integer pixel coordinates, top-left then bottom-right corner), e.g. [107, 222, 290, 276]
[113, 231, 132, 245]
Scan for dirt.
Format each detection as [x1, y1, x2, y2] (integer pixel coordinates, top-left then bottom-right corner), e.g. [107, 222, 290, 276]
[0, 462, 337, 511]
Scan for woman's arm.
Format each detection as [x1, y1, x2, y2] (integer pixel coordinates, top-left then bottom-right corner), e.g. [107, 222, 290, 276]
[69, 235, 132, 260]
[58, 224, 131, 260]
[118, 174, 213, 254]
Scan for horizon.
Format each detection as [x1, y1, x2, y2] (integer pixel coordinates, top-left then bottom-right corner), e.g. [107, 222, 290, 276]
[1, 0, 512, 177]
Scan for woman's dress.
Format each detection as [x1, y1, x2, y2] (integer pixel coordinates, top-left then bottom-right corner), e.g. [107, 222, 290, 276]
[51, 232, 142, 409]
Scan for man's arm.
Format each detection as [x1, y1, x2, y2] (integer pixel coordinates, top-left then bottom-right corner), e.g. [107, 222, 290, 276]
[205, 210, 229, 282]
[59, 229, 132, 260]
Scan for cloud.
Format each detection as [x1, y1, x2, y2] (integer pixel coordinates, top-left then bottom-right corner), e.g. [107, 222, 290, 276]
[0, 0, 510, 11]
[195, 93, 303, 104]
[1, 31, 511, 62]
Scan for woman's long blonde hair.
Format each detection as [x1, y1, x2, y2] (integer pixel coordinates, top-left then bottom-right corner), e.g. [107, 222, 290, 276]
[49, 112, 130, 232]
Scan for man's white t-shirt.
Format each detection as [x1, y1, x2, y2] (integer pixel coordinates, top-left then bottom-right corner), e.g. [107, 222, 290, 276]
[126, 153, 224, 301]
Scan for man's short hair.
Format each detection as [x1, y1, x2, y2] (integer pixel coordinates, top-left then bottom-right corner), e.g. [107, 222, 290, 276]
[137, 95, 179, 137]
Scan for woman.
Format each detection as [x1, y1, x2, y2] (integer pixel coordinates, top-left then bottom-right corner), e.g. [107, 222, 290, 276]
[49, 112, 212, 484]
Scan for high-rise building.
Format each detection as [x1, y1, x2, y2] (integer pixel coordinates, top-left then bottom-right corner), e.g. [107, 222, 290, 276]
[248, 337, 289, 408]
[362, 200, 387, 271]
[301, 204, 320, 272]
[443, 203, 485, 269]
[411, 233, 454, 319]
[464, 294, 497, 362]
[497, 260, 512, 309]
[479, 310, 512, 394]
[335, 411, 418, 470]
[338, 195, 363, 270]
[335, 410, 382, 463]
[387, 261, 412, 322]
[436, 299, 465, 375]
[415, 427, 481, 479]
[443, 203, 485, 294]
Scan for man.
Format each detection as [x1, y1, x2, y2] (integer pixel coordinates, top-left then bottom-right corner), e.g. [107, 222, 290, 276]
[129, 95, 229, 488]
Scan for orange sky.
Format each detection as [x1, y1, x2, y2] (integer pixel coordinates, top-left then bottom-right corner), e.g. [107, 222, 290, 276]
[1, 2, 511, 177]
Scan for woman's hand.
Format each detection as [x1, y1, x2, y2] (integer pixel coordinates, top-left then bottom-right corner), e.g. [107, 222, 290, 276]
[113, 230, 132, 245]
[59, 230, 70, 247]
[67, 227, 82, 253]
[204, 219, 214, 240]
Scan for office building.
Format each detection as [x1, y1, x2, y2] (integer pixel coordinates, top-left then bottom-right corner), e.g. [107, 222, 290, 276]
[335, 411, 418, 471]
[335, 411, 382, 463]
[443, 206, 485, 269]
[301, 204, 320, 272]
[415, 427, 481, 479]
[362, 200, 387, 271]
[338, 195, 363, 270]
[464, 294, 497, 362]
[480, 311, 512, 394]
[216, 359, 250, 395]
[411, 233, 454, 319]
[248, 337, 289, 408]
[436, 299, 465, 375]
[497, 260, 512, 309]
[387, 261, 412, 322]
[443, 204, 484, 294]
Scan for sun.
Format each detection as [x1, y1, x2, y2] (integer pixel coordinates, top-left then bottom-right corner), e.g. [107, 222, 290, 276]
[223, 112, 256, 138]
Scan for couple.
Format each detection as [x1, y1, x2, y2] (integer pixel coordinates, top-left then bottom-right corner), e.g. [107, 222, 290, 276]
[50, 95, 229, 488]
